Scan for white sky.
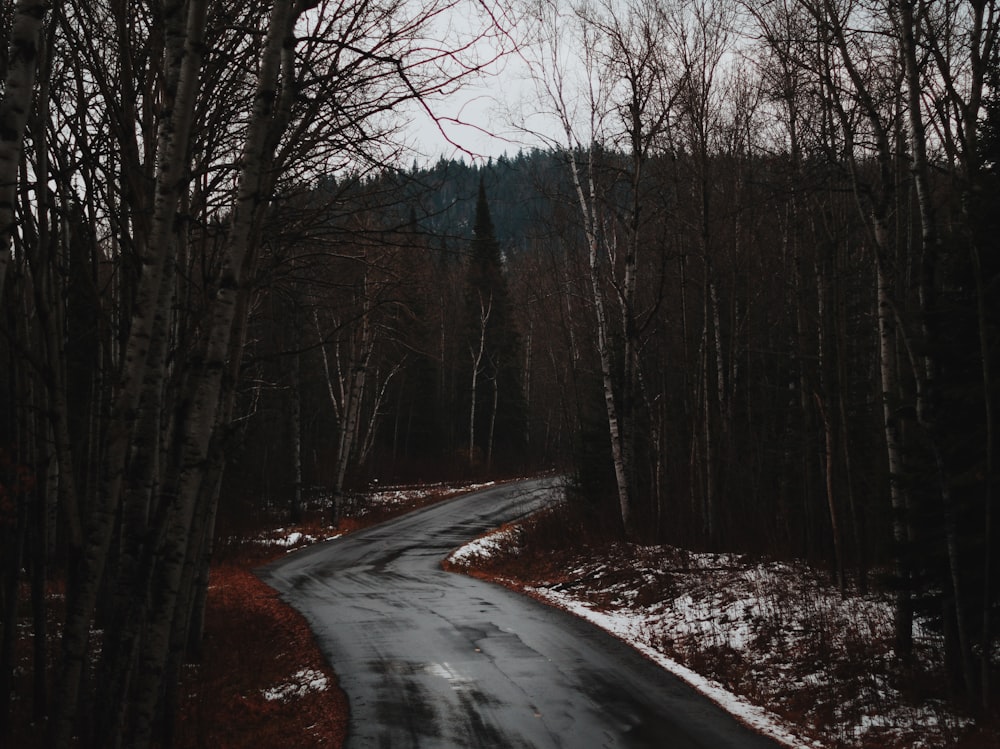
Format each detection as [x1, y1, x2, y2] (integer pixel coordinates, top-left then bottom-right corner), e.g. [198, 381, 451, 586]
[398, 0, 557, 164]
[404, 77, 540, 163]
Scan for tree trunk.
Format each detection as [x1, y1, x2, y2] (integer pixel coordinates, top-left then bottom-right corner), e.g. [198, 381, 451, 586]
[487, 370, 498, 472]
[51, 3, 208, 743]
[816, 259, 844, 591]
[897, 0, 977, 698]
[0, 0, 48, 303]
[290, 341, 303, 523]
[876, 255, 913, 660]
[93, 221, 179, 749]
[124, 3, 303, 745]
[468, 292, 490, 468]
[333, 297, 372, 521]
[971, 230, 996, 708]
[566, 150, 635, 538]
[815, 393, 844, 591]
[524, 319, 532, 449]
[188, 294, 253, 661]
[701, 272, 715, 542]
[358, 362, 400, 470]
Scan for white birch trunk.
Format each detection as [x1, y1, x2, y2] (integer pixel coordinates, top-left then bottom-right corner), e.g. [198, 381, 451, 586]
[897, 0, 976, 695]
[128, 2, 303, 744]
[334, 355, 368, 506]
[0, 0, 47, 304]
[333, 289, 373, 519]
[314, 309, 344, 422]
[565, 149, 634, 538]
[876, 253, 913, 659]
[468, 292, 491, 467]
[91, 242, 179, 748]
[52, 2, 208, 744]
[184, 291, 253, 663]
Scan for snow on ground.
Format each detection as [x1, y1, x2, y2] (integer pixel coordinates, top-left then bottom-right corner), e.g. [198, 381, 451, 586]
[533, 585, 824, 749]
[261, 529, 343, 549]
[261, 668, 330, 702]
[446, 526, 982, 749]
[240, 477, 988, 746]
[250, 481, 498, 553]
[446, 524, 518, 566]
[360, 481, 495, 515]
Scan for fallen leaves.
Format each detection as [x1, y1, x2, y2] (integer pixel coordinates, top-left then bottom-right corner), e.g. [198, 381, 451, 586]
[174, 563, 348, 749]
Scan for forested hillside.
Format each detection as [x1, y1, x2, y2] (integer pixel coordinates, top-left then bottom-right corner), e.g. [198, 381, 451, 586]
[231, 115, 1000, 707]
[1, 0, 999, 746]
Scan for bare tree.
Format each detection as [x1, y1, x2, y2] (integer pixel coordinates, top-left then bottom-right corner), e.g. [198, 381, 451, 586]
[469, 290, 493, 465]
[528, 0, 680, 538]
[0, 0, 48, 303]
[895, 0, 1000, 705]
[0, 0, 513, 744]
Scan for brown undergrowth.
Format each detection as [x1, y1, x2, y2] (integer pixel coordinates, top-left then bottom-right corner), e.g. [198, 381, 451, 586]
[173, 560, 349, 749]
[5, 534, 351, 749]
[173, 481, 505, 748]
[6, 481, 493, 748]
[173, 483, 488, 749]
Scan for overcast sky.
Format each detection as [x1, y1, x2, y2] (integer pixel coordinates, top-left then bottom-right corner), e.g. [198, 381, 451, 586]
[401, 57, 542, 163]
[399, 0, 555, 164]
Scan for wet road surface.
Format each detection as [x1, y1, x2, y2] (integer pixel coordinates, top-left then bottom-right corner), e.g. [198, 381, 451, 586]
[259, 477, 783, 749]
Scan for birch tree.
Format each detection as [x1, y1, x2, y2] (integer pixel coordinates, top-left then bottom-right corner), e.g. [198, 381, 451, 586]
[894, 0, 1000, 704]
[52, 3, 212, 744]
[469, 290, 493, 465]
[0, 0, 48, 303]
[331, 280, 375, 521]
[670, 0, 733, 541]
[461, 177, 524, 472]
[769, 0, 1000, 685]
[808, 0, 917, 657]
[0, 0, 510, 743]
[528, 0, 678, 538]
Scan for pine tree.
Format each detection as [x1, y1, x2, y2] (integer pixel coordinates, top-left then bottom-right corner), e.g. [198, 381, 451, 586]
[462, 177, 526, 472]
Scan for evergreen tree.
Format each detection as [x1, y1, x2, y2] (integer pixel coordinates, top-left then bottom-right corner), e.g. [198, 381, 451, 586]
[462, 178, 526, 471]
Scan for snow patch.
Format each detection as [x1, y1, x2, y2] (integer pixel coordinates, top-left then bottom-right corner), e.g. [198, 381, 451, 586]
[529, 587, 823, 749]
[261, 668, 330, 702]
[365, 481, 496, 512]
[255, 528, 342, 550]
[447, 532, 981, 749]
[447, 525, 518, 565]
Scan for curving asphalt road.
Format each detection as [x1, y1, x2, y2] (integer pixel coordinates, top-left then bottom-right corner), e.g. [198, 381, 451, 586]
[259, 477, 783, 749]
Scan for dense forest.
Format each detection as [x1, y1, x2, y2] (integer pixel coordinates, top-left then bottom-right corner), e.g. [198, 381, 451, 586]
[1, 0, 999, 746]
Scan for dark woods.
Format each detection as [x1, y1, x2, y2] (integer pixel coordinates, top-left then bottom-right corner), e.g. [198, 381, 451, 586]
[1, 0, 999, 746]
[0, 0, 507, 746]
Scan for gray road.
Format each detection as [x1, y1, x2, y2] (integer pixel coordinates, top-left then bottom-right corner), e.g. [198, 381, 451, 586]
[259, 477, 783, 749]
